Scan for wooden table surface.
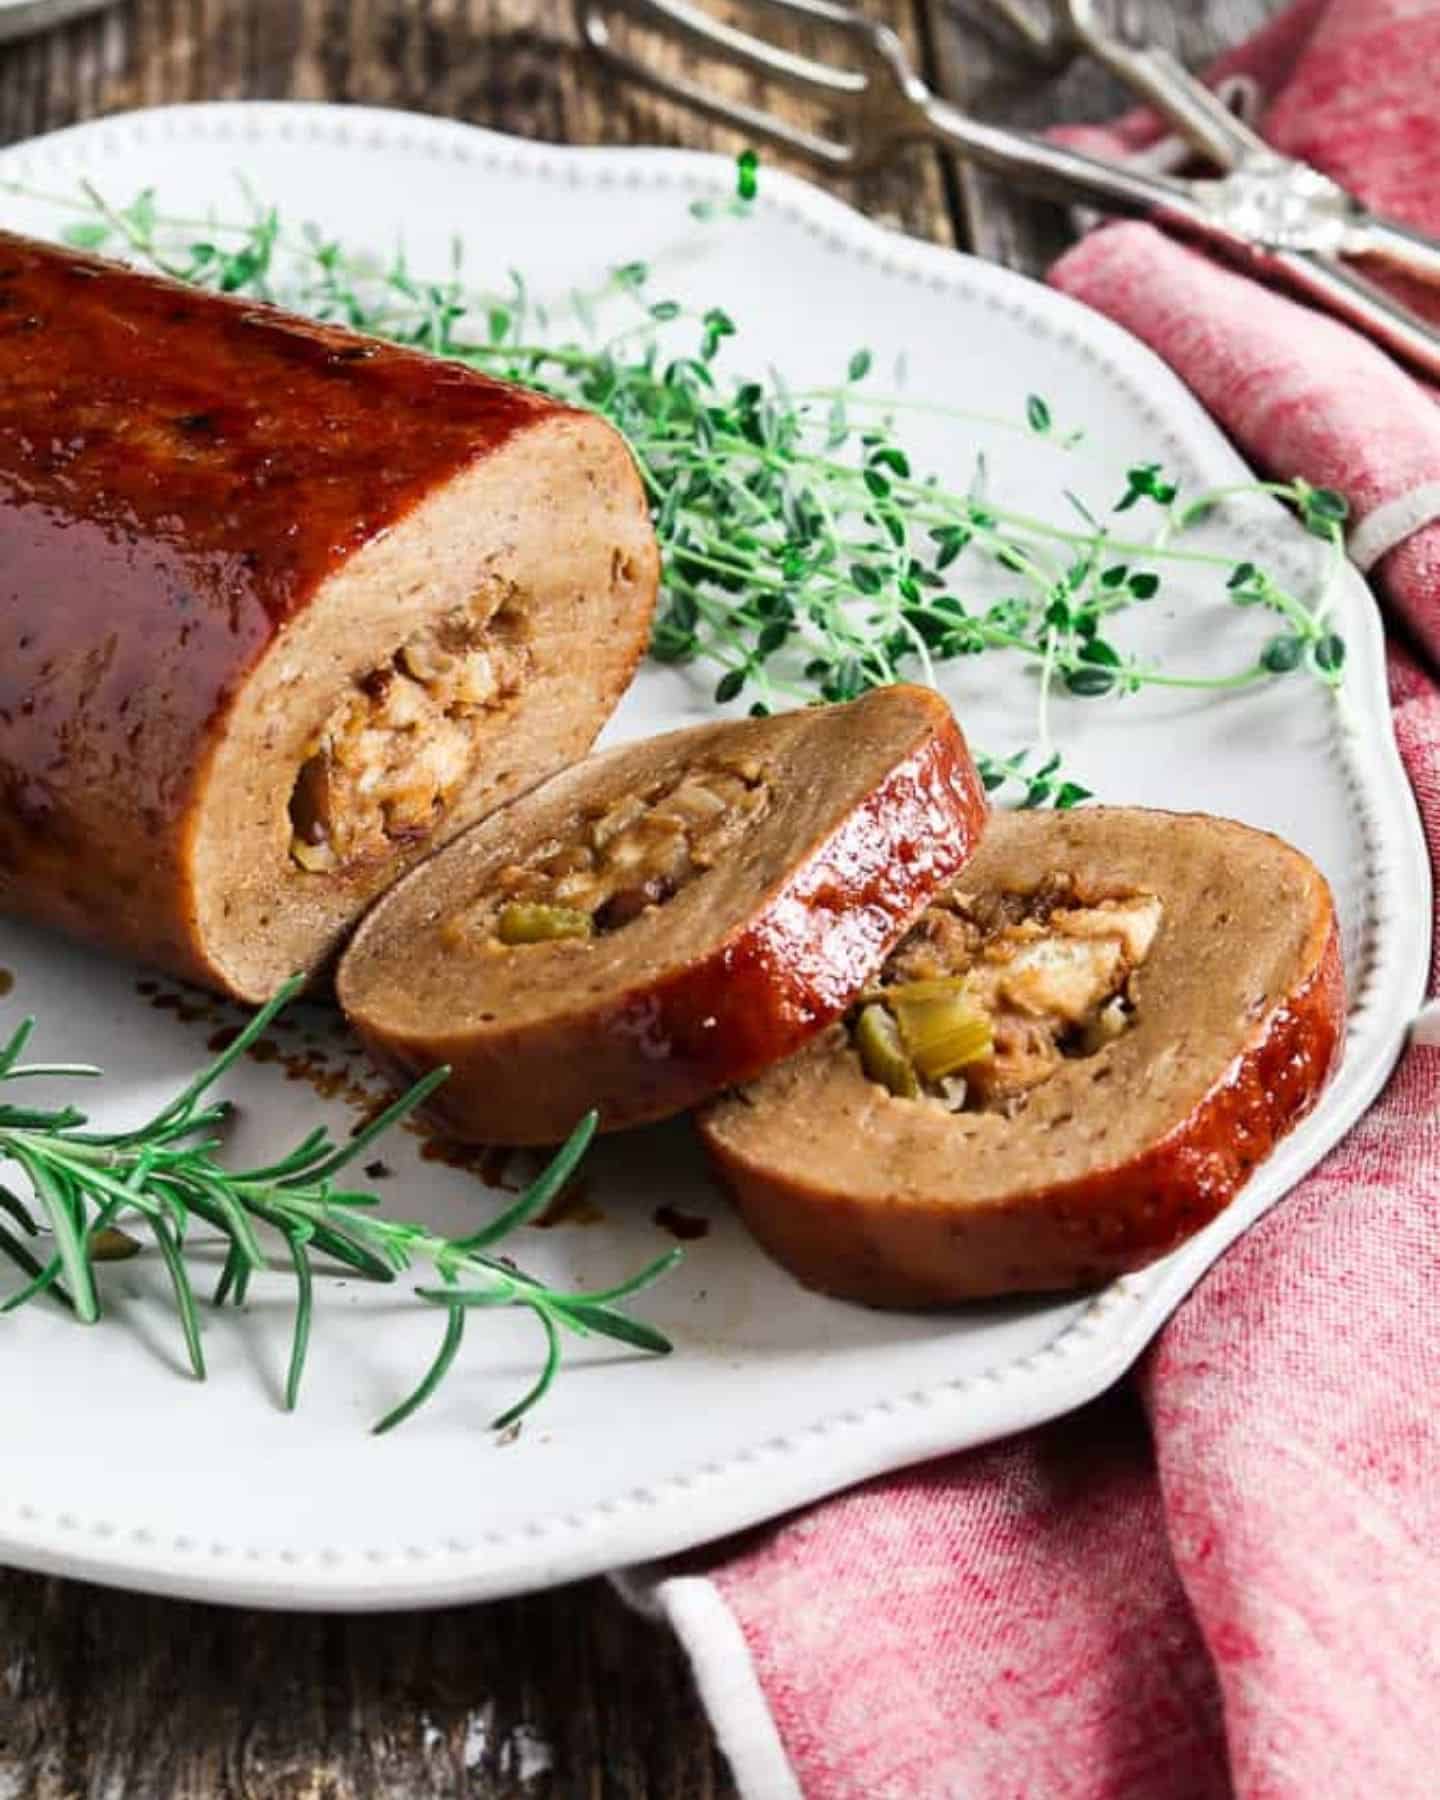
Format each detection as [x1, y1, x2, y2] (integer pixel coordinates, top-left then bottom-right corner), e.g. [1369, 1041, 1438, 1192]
[0, 1, 1270, 1792]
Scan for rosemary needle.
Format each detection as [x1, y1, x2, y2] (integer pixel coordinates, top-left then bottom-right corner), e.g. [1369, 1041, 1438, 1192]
[0, 981, 678, 1433]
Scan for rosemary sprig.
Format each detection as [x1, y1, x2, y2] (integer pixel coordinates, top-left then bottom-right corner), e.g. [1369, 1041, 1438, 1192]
[2, 163, 1352, 810]
[0, 982, 678, 1432]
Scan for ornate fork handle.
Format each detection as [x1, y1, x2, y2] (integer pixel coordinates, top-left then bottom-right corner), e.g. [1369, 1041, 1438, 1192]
[1009, 0, 1440, 289]
[920, 99, 1440, 375]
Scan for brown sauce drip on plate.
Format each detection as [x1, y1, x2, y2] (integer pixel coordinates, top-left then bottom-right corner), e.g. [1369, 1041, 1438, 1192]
[138, 980, 617, 1219]
[145, 978, 381, 1116]
[418, 1135, 516, 1185]
[653, 1204, 710, 1242]
[533, 1175, 604, 1229]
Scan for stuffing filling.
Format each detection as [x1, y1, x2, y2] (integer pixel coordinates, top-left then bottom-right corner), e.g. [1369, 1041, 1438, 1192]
[440, 757, 771, 948]
[288, 599, 527, 872]
[851, 873, 1163, 1113]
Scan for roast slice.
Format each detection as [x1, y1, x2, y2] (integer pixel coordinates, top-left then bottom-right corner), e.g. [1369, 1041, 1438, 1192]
[338, 686, 988, 1144]
[0, 231, 656, 1001]
[699, 807, 1345, 1305]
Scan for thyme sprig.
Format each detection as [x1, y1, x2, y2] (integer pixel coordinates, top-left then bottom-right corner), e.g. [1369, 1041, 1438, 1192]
[3, 165, 1352, 810]
[0, 983, 678, 1432]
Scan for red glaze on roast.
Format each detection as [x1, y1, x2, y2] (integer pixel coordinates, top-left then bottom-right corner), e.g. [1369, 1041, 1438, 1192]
[0, 231, 657, 999]
[699, 806, 1346, 1305]
[337, 687, 989, 1145]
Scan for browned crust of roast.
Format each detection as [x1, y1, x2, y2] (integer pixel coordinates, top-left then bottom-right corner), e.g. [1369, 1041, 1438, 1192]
[698, 807, 1346, 1305]
[337, 686, 988, 1145]
[0, 232, 656, 1001]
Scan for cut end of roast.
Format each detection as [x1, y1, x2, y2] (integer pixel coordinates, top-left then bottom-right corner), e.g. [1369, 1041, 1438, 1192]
[337, 685, 988, 1145]
[699, 806, 1346, 1306]
[191, 411, 657, 1001]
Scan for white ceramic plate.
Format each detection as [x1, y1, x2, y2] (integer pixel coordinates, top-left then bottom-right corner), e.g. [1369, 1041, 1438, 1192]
[0, 103, 1428, 1610]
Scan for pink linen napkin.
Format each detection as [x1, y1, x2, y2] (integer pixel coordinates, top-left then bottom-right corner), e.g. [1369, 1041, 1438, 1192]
[632, 4, 1440, 1792]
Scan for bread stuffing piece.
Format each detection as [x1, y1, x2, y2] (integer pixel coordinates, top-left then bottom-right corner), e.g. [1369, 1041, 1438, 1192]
[858, 881, 1164, 1111]
[440, 757, 772, 947]
[289, 603, 528, 871]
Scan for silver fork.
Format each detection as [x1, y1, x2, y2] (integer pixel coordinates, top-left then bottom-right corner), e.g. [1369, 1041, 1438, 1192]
[990, 0, 1440, 283]
[576, 0, 1440, 380]
[985, 0, 1276, 168]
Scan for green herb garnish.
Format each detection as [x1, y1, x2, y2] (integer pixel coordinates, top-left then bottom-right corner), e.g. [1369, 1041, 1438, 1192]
[0, 981, 677, 1433]
[3, 161, 1352, 809]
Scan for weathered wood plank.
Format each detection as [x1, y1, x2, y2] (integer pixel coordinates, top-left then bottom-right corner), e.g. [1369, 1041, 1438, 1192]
[0, 0, 959, 242]
[0, 1564, 737, 1797]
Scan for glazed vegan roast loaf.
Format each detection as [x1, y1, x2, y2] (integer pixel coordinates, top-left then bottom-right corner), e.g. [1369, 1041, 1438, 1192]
[0, 230, 657, 1001]
[337, 685, 988, 1144]
[699, 806, 1345, 1303]
[0, 227, 1345, 1306]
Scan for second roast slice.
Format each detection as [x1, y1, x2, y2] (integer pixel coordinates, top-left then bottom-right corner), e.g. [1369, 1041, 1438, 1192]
[700, 806, 1345, 1305]
[338, 686, 987, 1143]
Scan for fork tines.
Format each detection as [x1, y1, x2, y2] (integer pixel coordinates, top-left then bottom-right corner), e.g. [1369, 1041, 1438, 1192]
[574, 0, 908, 171]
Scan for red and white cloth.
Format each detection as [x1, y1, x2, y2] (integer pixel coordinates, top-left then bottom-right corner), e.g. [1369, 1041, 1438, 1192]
[629, 3, 1440, 1792]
